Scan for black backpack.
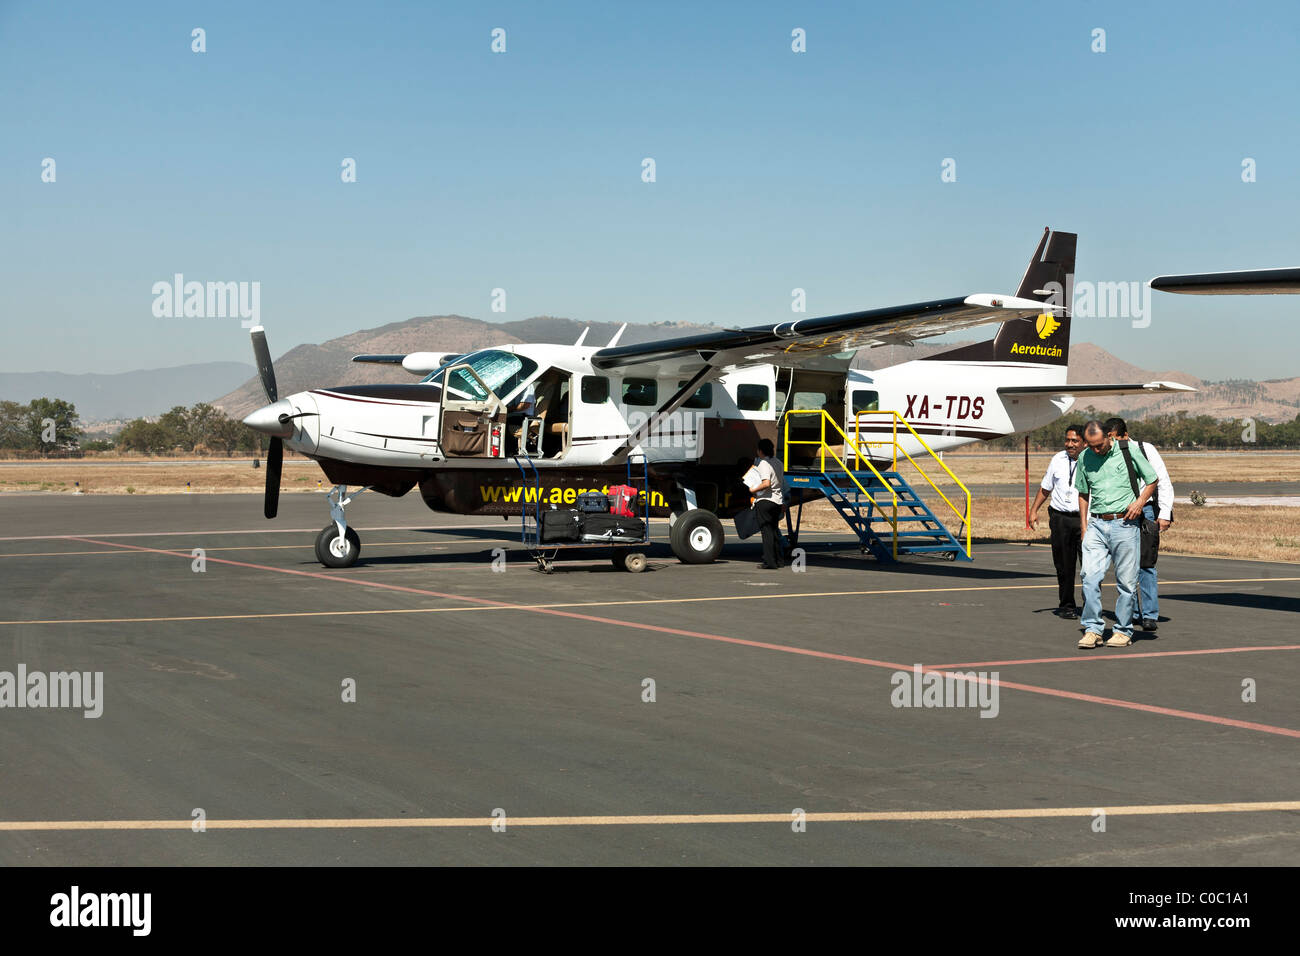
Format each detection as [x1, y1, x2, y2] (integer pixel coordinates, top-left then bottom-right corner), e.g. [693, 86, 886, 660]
[1117, 440, 1160, 569]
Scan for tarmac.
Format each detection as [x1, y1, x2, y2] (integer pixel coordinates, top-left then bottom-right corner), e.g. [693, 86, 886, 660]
[1, 493, 1297, 865]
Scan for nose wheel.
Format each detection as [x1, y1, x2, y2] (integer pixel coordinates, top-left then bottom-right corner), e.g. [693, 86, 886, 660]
[316, 484, 365, 567]
[316, 524, 361, 568]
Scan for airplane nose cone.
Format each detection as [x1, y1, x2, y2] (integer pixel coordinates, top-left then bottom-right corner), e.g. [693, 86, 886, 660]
[242, 399, 295, 438]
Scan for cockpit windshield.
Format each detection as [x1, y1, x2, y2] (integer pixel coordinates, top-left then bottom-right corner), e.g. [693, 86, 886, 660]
[423, 349, 539, 401]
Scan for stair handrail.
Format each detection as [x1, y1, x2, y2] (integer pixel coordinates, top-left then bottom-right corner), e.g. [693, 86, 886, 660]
[783, 410, 899, 557]
[853, 410, 972, 558]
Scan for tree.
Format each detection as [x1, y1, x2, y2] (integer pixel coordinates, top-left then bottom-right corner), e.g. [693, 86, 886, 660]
[24, 398, 83, 454]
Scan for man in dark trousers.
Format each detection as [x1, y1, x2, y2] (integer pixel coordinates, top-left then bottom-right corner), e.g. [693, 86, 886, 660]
[1028, 423, 1085, 619]
[743, 438, 786, 569]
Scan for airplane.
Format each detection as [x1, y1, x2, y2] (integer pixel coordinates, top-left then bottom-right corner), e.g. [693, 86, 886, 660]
[241, 227, 1195, 568]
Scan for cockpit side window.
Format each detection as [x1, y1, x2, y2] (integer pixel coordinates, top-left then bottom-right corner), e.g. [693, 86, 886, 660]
[424, 350, 539, 400]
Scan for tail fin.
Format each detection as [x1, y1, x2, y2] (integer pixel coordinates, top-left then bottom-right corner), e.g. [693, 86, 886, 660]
[925, 227, 1076, 367]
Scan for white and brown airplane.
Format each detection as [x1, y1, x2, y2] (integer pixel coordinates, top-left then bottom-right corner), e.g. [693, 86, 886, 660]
[242, 228, 1194, 567]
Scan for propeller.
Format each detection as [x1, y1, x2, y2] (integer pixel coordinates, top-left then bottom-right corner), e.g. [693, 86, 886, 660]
[249, 326, 282, 519]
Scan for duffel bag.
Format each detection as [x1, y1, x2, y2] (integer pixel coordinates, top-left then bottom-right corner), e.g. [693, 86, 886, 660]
[540, 508, 585, 542]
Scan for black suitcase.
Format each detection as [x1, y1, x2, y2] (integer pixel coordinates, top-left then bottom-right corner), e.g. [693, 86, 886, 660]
[540, 508, 585, 542]
[576, 491, 610, 513]
[581, 513, 646, 542]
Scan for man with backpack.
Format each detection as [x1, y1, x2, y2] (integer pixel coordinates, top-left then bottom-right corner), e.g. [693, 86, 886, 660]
[1073, 420, 1159, 648]
[1105, 418, 1174, 632]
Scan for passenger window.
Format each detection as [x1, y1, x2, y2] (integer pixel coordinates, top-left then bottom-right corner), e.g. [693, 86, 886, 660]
[582, 376, 610, 404]
[737, 384, 770, 411]
[792, 391, 830, 410]
[678, 381, 712, 409]
[851, 390, 880, 414]
[621, 378, 658, 406]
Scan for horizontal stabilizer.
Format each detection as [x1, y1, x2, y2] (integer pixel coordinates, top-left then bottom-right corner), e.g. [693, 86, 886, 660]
[351, 352, 463, 375]
[999, 380, 1195, 398]
[1149, 268, 1300, 295]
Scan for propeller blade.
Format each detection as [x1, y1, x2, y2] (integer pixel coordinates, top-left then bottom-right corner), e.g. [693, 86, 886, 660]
[250, 326, 279, 404]
[264, 437, 282, 519]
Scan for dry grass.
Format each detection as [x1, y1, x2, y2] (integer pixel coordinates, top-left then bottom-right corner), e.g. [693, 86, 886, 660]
[0, 460, 321, 495]
[798, 495, 1300, 564]
[941, 450, 1300, 485]
[5, 452, 1299, 563]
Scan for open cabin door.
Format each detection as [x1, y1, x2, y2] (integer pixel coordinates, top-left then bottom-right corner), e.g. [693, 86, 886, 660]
[777, 367, 849, 468]
[507, 368, 573, 459]
[439, 363, 507, 458]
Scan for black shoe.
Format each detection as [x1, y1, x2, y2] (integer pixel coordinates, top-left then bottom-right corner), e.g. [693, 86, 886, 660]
[1053, 606, 1079, 619]
[1141, 618, 1158, 632]
[757, 563, 779, 569]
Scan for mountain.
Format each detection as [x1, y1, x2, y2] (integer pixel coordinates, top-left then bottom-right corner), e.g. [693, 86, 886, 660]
[211, 316, 1300, 424]
[0, 362, 255, 423]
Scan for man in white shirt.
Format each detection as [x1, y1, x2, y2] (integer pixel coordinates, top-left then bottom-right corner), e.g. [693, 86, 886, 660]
[1029, 424, 1085, 618]
[1106, 418, 1173, 631]
[743, 438, 786, 569]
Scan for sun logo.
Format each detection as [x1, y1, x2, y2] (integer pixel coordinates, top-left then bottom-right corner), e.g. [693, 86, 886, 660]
[1035, 313, 1061, 339]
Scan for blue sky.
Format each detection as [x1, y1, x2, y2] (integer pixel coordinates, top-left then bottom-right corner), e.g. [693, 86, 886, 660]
[2, 0, 1298, 379]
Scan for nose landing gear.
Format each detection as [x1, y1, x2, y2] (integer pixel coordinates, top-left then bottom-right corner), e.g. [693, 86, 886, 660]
[315, 485, 365, 568]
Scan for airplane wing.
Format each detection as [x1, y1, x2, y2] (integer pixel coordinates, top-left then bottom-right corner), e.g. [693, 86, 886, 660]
[999, 381, 1196, 397]
[590, 294, 1061, 377]
[351, 354, 406, 364]
[1149, 267, 1300, 295]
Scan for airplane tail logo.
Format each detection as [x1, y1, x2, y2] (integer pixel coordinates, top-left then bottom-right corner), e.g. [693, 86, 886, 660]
[1036, 314, 1061, 339]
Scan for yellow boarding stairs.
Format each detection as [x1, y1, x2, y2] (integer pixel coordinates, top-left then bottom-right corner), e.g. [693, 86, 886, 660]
[782, 410, 973, 562]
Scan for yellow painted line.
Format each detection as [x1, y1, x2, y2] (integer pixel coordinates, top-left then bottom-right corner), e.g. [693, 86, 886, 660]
[2, 577, 1297, 627]
[2, 800, 1298, 831]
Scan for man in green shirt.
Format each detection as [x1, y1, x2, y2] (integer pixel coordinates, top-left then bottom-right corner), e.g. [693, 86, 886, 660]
[1072, 420, 1158, 648]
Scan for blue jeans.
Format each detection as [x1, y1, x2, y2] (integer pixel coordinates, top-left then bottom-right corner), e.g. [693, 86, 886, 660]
[1138, 503, 1158, 620]
[1081, 516, 1141, 636]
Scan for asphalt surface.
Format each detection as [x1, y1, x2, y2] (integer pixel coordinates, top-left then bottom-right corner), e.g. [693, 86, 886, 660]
[1, 493, 1297, 865]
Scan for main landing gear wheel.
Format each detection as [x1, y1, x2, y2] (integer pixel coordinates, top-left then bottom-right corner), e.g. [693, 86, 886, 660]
[613, 551, 647, 573]
[315, 525, 361, 568]
[669, 509, 724, 564]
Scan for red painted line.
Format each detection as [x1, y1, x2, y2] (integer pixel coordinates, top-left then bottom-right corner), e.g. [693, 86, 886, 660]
[66, 536, 909, 669]
[933, 645, 1300, 669]
[66, 536, 1300, 739]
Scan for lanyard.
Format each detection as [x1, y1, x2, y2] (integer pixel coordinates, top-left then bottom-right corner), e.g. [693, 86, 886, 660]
[1068, 457, 1076, 485]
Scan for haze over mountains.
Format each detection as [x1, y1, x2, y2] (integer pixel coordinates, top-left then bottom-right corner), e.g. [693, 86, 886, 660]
[0, 362, 254, 423]
[8, 315, 1296, 425]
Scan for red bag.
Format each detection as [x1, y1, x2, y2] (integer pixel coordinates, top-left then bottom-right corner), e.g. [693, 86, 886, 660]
[607, 484, 639, 517]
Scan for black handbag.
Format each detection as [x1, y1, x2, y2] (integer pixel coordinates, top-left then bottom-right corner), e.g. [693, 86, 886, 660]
[733, 507, 760, 540]
[1117, 440, 1160, 569]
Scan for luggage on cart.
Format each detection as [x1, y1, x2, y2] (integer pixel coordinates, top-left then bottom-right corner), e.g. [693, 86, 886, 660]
[541, 508, 585, 542]
[581, 513, 646, 543]
[607, 484, 639, 517]
[576, 491, 610, 513]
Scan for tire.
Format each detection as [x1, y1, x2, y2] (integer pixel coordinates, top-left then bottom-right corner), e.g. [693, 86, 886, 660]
[615, 551, 647, 573]
[669, 509, 724, 564]
[315, 524, 361, 568]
